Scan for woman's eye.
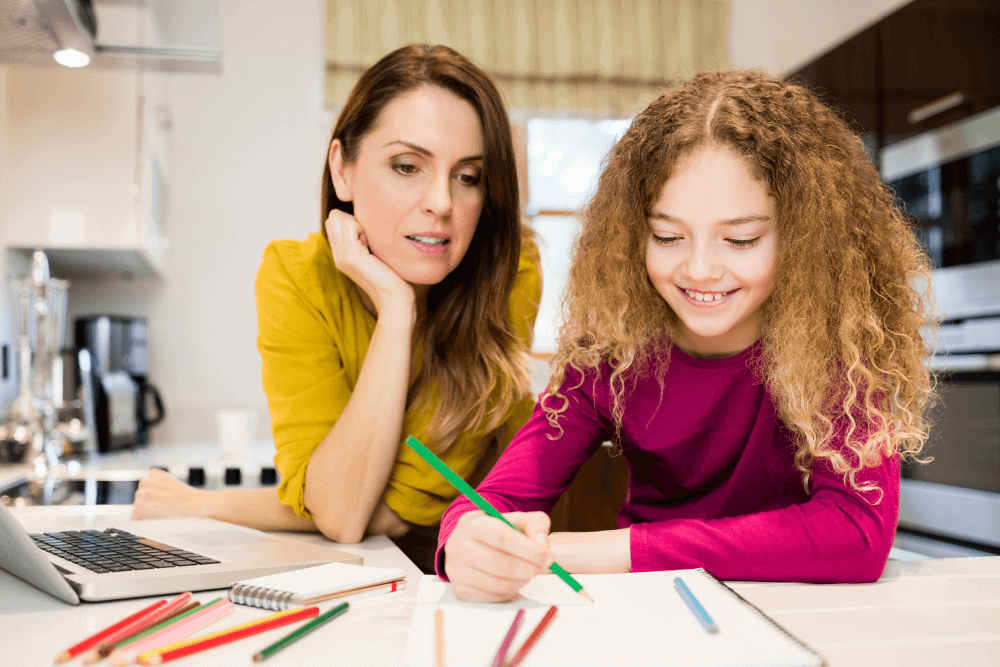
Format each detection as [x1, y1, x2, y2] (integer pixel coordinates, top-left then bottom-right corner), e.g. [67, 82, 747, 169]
[651, 235, 681, 245]
[392, 163, 418, 175]
[728, 237, 761, 248]
[456, 172, 481, 186]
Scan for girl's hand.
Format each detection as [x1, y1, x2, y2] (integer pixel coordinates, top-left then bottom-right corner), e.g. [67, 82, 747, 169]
[325, 210, 415, 316]
[444, 510, 553, 602]
[131, 469, 207, 520]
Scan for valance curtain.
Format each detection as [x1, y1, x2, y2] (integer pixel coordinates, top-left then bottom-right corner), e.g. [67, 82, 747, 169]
[326, 0, 730, 115]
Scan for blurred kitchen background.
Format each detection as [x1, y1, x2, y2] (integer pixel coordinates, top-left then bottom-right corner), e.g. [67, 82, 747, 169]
[0, 1, 997, 558]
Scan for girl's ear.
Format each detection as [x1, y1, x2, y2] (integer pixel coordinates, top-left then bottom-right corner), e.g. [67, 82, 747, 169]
[328, 139, 354, 202]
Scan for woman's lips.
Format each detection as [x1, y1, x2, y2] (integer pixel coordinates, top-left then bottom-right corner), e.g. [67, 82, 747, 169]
[406, 234, 450, 257]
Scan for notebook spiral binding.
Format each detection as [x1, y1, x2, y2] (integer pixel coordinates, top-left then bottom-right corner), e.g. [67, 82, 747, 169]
[697, 570, 828, 667]
[228, 583, 297, 611]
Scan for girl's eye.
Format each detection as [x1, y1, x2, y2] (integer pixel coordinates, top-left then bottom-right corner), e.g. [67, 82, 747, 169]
[392, 162, 418, 175]
[651, 234, 681, 245]
[728, 237, 761, 248]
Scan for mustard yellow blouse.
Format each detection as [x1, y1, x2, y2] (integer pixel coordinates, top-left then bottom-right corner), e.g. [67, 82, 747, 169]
[256, 232, 541, 527]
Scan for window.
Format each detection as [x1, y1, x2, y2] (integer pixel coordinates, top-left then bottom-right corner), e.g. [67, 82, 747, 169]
[527, 118, 630, 355]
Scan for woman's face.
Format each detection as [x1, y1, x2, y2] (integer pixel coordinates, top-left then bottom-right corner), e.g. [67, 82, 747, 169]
[330, 85, 485, 287]
[645, 145, 778, 358]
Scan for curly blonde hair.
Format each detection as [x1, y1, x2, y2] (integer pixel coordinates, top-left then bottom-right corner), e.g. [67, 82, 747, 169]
[543, 70, 934, 498]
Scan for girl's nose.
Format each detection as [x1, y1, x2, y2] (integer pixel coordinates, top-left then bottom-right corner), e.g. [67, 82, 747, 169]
[682, 242, 723, 282]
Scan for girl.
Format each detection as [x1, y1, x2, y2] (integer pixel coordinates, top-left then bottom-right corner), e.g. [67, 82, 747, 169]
[131, 45, 541, 573]
[439, 69, 933, 600]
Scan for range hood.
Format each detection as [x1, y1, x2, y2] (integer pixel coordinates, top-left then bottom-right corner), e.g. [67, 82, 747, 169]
[0, 0, 221, 73]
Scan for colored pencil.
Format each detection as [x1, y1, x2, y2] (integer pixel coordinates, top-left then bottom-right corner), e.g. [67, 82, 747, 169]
[105, 601, 208, 655]
[504, 605, 558, 667]
[112, 600, 235, 666]
[252, 601, 349, 662]
[404, 436, 593, 602]
[434, 608, 445, 667]
[81, 592, 193, 663]
[137, 606, 319, 665]
[490, 609, 524, 667]
[55, 599, 169, 663]
[674, 576, 719, 634]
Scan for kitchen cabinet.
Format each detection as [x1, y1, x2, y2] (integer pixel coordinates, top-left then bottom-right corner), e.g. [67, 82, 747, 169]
[789, 0, 1000, 156]
[0, 5, 171, 280]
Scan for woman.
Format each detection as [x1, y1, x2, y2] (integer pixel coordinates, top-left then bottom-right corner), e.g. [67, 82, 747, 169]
[439, 70, 932, 599]
[132, 44, 541, 573]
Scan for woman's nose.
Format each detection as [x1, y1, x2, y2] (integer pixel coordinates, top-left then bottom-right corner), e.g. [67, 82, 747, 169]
[422, 173, 453, 216]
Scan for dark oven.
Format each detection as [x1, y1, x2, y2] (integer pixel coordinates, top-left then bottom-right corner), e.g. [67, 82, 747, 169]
[883, 105, 1000, 557]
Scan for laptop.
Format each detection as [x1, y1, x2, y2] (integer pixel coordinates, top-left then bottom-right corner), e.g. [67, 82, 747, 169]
[0, 502, 362, 604]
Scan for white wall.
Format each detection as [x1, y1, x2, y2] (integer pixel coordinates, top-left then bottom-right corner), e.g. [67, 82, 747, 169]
[729, 0, 911, 75]
[68, 0, 332, 445]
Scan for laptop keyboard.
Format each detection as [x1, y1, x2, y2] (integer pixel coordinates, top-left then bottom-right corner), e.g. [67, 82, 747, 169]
[29, 528, 221, 574]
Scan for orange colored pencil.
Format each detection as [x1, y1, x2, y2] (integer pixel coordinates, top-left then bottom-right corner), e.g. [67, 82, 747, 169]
[137, 606, 319, 665]
[504, 605, 558, 667]
[55, 599, 169, 663]
[435, 608, 445, 667]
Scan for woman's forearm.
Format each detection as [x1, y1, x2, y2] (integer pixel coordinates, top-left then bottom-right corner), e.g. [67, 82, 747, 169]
[303, 304, 415, 543]
[195, 487, 320, 532]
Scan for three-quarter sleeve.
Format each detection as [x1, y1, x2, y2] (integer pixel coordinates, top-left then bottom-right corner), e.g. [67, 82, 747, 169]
[256, 240, 355, 519]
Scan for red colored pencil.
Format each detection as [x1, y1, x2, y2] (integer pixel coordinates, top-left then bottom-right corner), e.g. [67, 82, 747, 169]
[504, 605, 558, 667]
[138, 606, 320, 665]
[81, 592, 192, 664]
[491, 609, 524, 667]
[55, 599, 169, 663]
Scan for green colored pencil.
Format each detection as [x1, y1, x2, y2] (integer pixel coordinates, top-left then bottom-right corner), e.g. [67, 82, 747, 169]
[106, 599, 215, 653]
[404, 435, 594, 602]
[252, 602, 350, 662]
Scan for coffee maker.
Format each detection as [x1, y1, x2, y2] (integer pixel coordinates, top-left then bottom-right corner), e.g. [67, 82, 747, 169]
[75, 316, 165, 452]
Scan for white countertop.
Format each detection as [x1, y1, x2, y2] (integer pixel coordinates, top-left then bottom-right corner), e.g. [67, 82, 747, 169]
[1, 506, 999, 667]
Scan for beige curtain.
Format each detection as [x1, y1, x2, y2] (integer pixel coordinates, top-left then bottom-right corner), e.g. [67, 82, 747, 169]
[326, 0, 729, 115]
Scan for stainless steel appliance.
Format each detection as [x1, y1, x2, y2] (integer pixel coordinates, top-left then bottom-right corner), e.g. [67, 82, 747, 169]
[0, 250, 95, 468]
[883, 106, 1000, 557]
[74, 315, 164, 452]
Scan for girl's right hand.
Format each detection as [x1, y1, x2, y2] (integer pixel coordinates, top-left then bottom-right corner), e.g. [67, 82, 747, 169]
[325, 210, 415, 316]
[443, 510, 553, 602]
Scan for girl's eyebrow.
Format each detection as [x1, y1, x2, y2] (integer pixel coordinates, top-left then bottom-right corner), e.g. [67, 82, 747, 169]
[381, 140, 482, 163]
[648, 212, 772, 226]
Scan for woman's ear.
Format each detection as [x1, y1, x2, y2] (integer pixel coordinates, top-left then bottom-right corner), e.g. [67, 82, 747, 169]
[328, 139, 354, 202]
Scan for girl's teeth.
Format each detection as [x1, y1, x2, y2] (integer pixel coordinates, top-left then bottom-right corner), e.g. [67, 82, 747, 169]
[409, 235, 446, 245]
[685, 289, 726, 302]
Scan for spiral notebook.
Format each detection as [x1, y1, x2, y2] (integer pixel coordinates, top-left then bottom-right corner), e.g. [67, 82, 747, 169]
[404, 569, 825, 667]
[228, 561, 406, 610]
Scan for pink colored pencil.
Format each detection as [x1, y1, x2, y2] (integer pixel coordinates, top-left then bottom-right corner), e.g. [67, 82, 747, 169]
[491, 609, 524, 667]
[82, 593, 193, 664]
[110, 600, 235, 666]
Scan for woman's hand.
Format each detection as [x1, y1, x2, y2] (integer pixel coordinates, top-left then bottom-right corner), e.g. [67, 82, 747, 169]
[325, 210, 415, 317]
[443, 510, 552, 602]
[365, 500, 410, 538]
[131, 469, 207, 520]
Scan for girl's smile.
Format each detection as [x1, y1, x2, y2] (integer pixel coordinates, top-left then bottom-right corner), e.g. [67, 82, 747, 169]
[645, 145, 778, 358]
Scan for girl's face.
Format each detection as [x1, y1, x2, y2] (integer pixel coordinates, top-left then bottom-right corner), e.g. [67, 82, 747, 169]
[330, 85, 485, 288]
[645, 145, 778, 358]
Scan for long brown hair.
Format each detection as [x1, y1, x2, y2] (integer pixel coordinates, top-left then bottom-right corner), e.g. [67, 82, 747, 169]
[322, 44, 530, 448]
[545, 70, 933, 497]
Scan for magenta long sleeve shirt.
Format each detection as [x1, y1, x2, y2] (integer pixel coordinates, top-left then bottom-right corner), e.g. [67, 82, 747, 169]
[437, 343, 899, 583]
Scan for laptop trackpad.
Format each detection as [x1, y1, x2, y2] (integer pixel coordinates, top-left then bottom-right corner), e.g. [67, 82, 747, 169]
[170, 530, 276, 548]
